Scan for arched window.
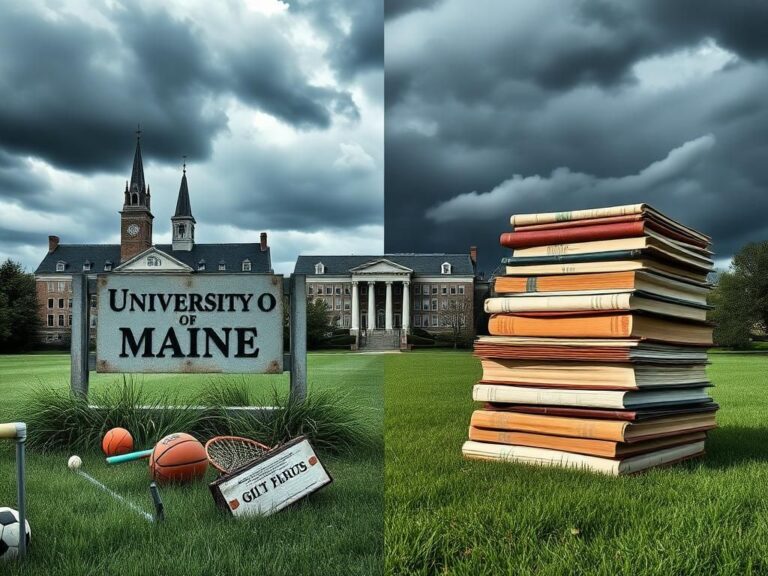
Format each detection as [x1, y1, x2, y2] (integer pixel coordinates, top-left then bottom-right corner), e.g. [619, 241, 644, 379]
[315, 262, 325, 275]
[441, 262, 452, 275]
[177, 224, 186, 237]
[132, 193, 138, 205]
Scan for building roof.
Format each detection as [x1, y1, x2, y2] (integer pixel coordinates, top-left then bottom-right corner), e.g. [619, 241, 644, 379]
[173, 172, 194, 220]
[35, 243, 272, 274]
[294, 254, 475, 276]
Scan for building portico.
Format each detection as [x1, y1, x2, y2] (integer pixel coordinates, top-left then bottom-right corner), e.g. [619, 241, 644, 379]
[349, 259, 412, 334]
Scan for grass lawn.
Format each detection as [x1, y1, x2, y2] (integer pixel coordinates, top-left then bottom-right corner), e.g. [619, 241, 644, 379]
[0, 353, 382, 576]
[385, 350, 768, 576]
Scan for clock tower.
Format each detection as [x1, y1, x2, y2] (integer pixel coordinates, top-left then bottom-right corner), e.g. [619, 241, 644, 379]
[120, 129, 154, 262]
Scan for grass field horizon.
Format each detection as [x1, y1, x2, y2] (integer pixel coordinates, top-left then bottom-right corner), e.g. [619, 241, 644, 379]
[0, 353, 383, 576]
[385, 350, 768, 576]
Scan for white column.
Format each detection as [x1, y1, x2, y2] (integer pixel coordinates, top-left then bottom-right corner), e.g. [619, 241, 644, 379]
[385, 281, 393, 330]
[402, 281, 410, 333]
[367, 281, 375, 330]
[351, 281, 359, 332]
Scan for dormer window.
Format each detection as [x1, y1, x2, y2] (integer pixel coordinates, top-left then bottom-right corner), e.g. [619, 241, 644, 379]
[198, 259, 206, 271]
[441, 262, 452, 275]
[83, 260, 92, 272]
[56, 261, 66, 272]
[218, 261, 226, 271]
[315, 262, 325, 275]
[104, 261, 112, 272]
[147, 256, 162, 267]
[242, 259, 251, 272]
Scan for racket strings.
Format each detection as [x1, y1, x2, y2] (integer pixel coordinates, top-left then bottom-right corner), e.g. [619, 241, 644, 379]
[208, 439, 268, 473]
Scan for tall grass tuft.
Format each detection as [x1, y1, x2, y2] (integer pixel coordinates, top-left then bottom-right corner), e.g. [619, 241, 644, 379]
[20, 377, 377, 455]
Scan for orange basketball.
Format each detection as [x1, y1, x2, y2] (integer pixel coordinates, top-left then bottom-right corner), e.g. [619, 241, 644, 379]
[149, 433, 208, 484]
[102, 427, 134, 456]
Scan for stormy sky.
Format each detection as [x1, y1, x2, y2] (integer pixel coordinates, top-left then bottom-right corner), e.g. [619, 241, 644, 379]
[385, 0, 768, 274]
[0, 0, 383, 274]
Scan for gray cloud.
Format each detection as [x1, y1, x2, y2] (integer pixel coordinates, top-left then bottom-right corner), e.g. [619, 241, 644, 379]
[385, 0, 768, 272]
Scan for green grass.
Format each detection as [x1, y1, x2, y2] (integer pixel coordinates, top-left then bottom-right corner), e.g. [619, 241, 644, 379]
[385, 350, 768, 576]
[0, 353, 383, 576]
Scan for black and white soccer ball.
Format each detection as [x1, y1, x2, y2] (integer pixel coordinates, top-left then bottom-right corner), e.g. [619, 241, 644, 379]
[0, 507, 30, 560]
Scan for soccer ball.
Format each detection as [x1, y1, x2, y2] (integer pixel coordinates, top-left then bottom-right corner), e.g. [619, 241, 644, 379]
[0, 507, 30, 560]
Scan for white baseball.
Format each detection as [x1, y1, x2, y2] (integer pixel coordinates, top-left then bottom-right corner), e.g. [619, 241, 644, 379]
[68, 455, 82, 470]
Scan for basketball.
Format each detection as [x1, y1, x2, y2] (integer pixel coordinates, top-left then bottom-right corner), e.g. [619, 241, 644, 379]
[149, 433, 208, 484]
[102, 427, 134, 457]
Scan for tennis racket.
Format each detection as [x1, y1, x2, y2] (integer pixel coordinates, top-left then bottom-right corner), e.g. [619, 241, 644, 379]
[205, 436, 272, 474]
[106, 449, 153, 465]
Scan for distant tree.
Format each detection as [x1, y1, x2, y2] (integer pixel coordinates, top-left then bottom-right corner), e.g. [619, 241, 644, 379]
[306, 297, 331, 349]
[710, 241, 768, 348]
[0, 259, 41, 352]
[438, 293, 473, 348]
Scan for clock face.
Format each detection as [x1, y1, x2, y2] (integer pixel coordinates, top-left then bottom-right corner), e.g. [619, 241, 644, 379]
[127, 224, 140, 237]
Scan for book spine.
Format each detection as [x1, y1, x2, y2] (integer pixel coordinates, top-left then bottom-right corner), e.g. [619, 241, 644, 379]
[499, 222, 646, 249]
[513, 239, 645, 258]
[502, 250, 645, 265]
[470, 410, 626, 441]
[488, 313, 631, 338]
[484, 294, 631, 314]
[510, 204, 644, 227]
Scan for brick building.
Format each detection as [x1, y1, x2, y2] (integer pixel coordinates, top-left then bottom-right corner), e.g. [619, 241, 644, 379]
[34, 133, 272, 343]
[294, 252, 479, 349]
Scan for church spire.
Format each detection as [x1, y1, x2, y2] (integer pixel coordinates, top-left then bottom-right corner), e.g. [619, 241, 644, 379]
[172, 157, 195, 251]
[129, 125, 146, 194]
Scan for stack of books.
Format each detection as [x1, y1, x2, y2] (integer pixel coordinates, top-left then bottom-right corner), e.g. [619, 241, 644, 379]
[462, 204, 718, 475]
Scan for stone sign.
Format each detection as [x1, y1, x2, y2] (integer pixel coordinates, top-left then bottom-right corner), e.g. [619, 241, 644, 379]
[95, 273, 283, 373]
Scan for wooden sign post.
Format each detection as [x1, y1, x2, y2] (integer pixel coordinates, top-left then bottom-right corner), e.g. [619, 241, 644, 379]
[69, 273, 307, 403]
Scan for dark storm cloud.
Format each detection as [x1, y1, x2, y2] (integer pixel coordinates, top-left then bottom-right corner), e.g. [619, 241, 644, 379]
[0, 4, 357, 174]
[290, 0, 383, 79]
[385, 0, 443, 20]
[385, 0, 768, 272]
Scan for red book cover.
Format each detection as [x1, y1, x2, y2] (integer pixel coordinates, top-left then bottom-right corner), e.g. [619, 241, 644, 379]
[500, 221, 646, 249]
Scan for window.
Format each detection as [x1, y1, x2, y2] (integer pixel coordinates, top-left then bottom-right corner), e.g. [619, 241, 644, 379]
[68, 315, 72, 326]
[343, 315, 351, 328]
[47, 298, 53, 309]
[47, 315, 54, 327]
[344, 286, 350, 295]
[432, 286, 438, 295]
[432, 298, 438, 311]
[68, 298, 72, 308]
[59, 281, 67, 292]
[421, 284, 429, 294]
[335, 297, 342, 310]
[308, 286, 314, 295]
[441, 300, 448, 310]
[325, 286, 332, 295]
[178, 224, 186, 237]
[414, 315, 421, 327]
[422, 298, 430, 311]
[432, 314, 438, 327]
[198, 260, 206, 271]
[335, 286, 341, 295]
[441, 262, 452, 274]
[242, 260, 251, 272]
[58, 314, 65, 327]
[218, 261, 226, 271]
[147, 256, 161, 267]
[56, 261, 65, 272]
[315, 262, 325, 275]
[104, 261, 112, 272]
[459, 286, 465, 294]
[344, 302, 351, 310]
[450, 286, 457, 295]
[441, 285, 447, 295]
[413, 298, 420, 310]
[58, 298, 64, 308]
[83, 261, 92, 271]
